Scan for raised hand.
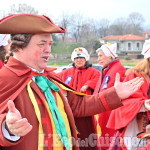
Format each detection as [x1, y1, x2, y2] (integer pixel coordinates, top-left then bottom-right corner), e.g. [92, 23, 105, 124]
[6, 100, 32, 136]
[114, 72, 144, 99]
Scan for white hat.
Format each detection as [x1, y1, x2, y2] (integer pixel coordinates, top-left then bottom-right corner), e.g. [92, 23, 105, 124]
[96, 43, 118, 59]
[141, 39, 150, 59]
[0, 34, 10, 47]
[71, 47, 90, 61]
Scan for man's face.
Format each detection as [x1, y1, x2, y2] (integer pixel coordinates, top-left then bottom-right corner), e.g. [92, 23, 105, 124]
[97, 50, 112, 68]
[18, 33, 53, 71]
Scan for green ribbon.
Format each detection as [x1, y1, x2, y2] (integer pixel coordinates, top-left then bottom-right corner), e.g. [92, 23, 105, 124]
[35, 76, 70, 150]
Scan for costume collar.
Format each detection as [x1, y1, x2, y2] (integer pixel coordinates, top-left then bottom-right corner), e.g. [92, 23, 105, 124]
[5, 56, 56, 76]
[103, 58, 119, 70]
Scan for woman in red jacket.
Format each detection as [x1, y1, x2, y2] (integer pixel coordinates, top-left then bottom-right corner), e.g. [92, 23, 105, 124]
[94, 43, 126, 150]
[58, 47, 101, 150]
[107, 39, 150, 150]
[58, 47, 100, 95]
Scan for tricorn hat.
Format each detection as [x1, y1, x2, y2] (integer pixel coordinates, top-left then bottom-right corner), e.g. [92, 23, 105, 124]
[0, 14, 66, 34]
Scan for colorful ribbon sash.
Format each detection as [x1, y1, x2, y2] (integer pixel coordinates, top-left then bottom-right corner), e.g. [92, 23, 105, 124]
[35, 76, 70, 150]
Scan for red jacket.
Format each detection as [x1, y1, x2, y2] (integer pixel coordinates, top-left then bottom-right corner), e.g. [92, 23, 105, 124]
[0, 57, 123, 150]
[107, 72, 149, 130]
[58, 66, 100, 95]
[94, 59, 126, 149]
[58, 66, 100, 150]
[136, 142, 150, 150]
[0, 59, 4, 69]
[107, 72, 149, 150]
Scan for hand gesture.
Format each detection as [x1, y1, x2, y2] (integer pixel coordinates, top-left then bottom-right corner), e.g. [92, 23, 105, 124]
[80, 85, 89, 93]
[144, 99, 150, 110]
[114, 73, 144, 99]
[6, 100, 32, 136]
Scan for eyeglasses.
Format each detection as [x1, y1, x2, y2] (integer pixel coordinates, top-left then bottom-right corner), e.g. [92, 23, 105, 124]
[74, 57, 85, 60]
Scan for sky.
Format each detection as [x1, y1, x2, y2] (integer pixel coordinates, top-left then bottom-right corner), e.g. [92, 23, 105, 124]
[1, 0, 150, 26]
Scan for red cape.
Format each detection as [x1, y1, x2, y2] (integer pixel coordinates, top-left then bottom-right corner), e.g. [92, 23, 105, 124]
[107, 72, 149, 130]
[0, 56, 72, 114]
[57, 66, 100, 95]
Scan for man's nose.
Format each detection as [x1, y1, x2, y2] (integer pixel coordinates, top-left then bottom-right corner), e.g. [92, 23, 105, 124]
[45, 45, 51, 53]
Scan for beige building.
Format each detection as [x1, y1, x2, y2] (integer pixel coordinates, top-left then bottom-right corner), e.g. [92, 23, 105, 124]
[102, 34, 147, 55]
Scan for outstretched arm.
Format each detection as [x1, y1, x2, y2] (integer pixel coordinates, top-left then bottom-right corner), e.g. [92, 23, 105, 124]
[114, 72, 144, 99]
[68, 72, 144, 117]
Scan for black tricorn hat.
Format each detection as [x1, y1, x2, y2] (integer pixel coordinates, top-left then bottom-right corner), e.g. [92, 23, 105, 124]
[0, 14, 66, 34]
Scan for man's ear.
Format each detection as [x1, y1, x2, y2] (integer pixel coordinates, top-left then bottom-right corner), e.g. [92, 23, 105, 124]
[108, 56, 112, 60]
[17, 48, 24, 53]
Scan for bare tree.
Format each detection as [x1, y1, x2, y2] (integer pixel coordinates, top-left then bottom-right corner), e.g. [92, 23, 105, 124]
[8, 3, 38, 15]
[127, 12, 145, 35]
[69, 12, 85, 43]
[0, 10, 7, 19]
[97, 19, 110, 38]
[109, 18, 129, 35]
[58, 11, 72, 42]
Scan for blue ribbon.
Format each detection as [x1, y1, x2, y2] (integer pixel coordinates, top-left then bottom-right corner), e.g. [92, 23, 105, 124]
[65, 76, 72, 84]
[102, 75, 110, 89]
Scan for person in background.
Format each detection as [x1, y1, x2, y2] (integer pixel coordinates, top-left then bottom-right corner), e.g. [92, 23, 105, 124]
[94, 43, 126, 150]
[58, 47, 100, 94]
[107, 39, 150, 150]
[0, 34, 10, 69]
[136, 124, 150, 150]
[0, 14, 144, 150]
[57, 47, 100, 150]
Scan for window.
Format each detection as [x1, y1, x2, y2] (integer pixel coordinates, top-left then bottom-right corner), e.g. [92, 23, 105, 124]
[128, 43, 131, 50]
[117, 43, 119, 51]
[137, 43, 140, 50]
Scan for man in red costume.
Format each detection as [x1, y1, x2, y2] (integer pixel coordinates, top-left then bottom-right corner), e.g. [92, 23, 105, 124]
[94, 43, 126, 150]
[0, 14, 144, 150]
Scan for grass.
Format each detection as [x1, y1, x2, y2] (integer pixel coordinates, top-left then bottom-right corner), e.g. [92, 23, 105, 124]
[120, 59, 140, 66]
[47, 61, 71, 66]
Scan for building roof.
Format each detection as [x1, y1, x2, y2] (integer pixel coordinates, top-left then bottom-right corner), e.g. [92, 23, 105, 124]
[102, 34, 147, 41]
[142, 30, 150, 34]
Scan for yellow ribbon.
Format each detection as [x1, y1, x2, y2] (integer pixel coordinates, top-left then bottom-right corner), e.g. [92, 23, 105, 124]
[27, 80, 44, 150]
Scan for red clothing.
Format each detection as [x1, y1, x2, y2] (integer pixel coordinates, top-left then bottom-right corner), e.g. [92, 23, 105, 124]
[94, 59, 126, 149]
[58, 66, 100, 150]
[58, 66, 100, 95]
[136, 142, 150, 150]
[107, 72, 150, 150]
[0, 57, 123, 150]
[0, 59, 4, 69]
[107, 72, 149, 130]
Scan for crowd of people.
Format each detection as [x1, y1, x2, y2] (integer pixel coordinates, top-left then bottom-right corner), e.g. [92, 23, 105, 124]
[0, 13, 149, 150]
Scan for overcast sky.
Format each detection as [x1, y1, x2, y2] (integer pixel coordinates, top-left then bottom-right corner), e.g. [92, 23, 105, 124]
[1, 0, 150, 26]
